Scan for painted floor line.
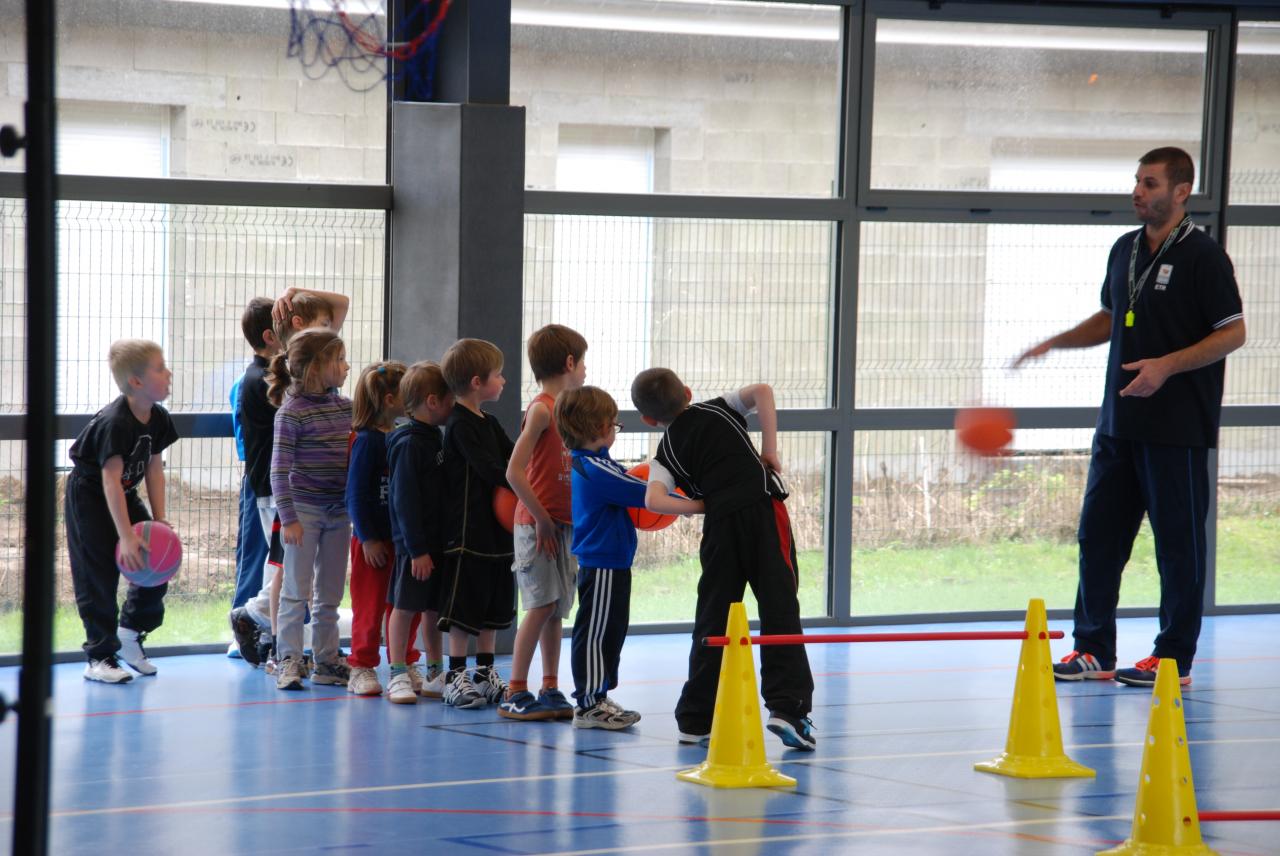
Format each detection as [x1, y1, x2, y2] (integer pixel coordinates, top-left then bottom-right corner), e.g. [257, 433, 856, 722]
[523, 813, 1135, 855]
[16, 735, 1280, 822]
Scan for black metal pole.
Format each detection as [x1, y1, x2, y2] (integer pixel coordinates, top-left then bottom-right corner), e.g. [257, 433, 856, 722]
[14, 0, 57, 852]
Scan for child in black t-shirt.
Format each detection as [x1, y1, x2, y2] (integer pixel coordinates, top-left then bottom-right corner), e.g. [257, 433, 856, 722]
[437, 338, 516, 710]
[66, 339, 179, 684]
[632, 367, 815, 751]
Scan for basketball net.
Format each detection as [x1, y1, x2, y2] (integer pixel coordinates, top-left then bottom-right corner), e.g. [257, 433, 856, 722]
[286, 0, 453, 96]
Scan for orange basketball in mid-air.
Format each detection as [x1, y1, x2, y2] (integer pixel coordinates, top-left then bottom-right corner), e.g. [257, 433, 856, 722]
[624, 462, 684, 532]
[492, 486, 518, 533]
[955, 407, 1016, 455]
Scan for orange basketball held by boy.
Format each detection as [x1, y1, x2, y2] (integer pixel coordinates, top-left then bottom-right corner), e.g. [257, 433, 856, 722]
[492, 485, 518, 533]
[954, 406, 1016, 456]
[115, 520, 183, 587]
[624, 462, 684, 532]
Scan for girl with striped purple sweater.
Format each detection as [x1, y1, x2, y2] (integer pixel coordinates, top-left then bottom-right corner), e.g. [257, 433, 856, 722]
[266, 328, 354, 691]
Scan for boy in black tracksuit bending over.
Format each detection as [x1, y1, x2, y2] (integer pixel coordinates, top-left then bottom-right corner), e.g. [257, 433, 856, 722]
[632, 368, 816, 750]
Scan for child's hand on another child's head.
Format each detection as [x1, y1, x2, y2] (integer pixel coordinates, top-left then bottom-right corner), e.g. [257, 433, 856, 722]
[362, 539, 390, 568]
[282, 521, 304, 546]
[117, 530, 146, 572]
[411, 554, 434, 581]
[272, 287, 301, 325]
[760, 451, 784, 474]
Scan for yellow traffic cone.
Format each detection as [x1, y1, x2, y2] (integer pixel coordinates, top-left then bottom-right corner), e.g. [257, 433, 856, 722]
[1098, 659, 1218, 855]
[975, 598, 1095, 778]
[677, 602, 796, 789]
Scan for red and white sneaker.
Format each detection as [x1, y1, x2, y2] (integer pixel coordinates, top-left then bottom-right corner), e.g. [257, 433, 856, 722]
[1115, 655, 1191, 687]
[1052, 650, 1116, 681]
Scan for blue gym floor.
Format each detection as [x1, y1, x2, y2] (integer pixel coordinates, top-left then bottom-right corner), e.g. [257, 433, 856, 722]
[1, 614, 1277, 855]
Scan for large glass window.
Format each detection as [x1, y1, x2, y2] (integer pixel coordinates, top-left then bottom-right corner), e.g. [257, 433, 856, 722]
[1224, 226, 1280, 405]
[857, 222, 1129, 413]
[1, 3, 389, 182]
[1230, 22, 1280, 204]
[512, 1, 842, 197]
[0, 200, 385, 653]
[849, 428, 1160, 615]
[1215, 427, 1280, 606]
[870, 18, 1210, 193]
[523, 215, 834, 414]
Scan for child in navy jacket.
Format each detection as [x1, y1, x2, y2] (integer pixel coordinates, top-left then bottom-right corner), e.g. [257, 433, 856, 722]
[555, 386, 702, 730]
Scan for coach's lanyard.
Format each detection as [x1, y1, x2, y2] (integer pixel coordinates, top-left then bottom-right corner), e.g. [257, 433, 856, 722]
[1126, 214, 1193, 328]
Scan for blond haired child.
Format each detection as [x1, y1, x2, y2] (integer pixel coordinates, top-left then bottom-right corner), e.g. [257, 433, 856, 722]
[499, 325, 588, 720]
[268, 329, 353, 691]
[66, 339, 178, 682]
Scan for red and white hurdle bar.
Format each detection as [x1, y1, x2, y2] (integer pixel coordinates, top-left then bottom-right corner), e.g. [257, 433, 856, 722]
[703, 630, 1064, 646]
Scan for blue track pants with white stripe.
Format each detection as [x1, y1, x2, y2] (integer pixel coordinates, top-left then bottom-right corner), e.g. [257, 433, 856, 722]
[571, 566, 632, 710]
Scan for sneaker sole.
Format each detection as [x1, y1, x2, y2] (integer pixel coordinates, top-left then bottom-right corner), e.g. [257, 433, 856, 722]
[419, 689, 444, 699]
[388, 694, 419, 705]
[572, 717, 634, 731]
[1053, 669, 1116, 682]
[348, 685, 383, 696]
[766, 722, 816, 751]
[1116, 675, 1191, 687]
[498, 707, 559, 721]
[311, 676, 348, 687]
[123, 663, 158, 676]
[445, 697, 488, 710]
[277, 681, 304, 691]
[84, 674, 132, 684]
[677, 733, 710, 746]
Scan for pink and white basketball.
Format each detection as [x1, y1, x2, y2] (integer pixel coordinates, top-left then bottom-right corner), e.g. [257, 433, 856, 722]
[115, 520, 182, 587]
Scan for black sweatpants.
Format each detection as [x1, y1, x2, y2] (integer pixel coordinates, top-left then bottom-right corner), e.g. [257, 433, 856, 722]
[1074, 432, 1210, 670]
[65, 471, 168, 660]
[571, 566, 632, 710]
[675, 497, 813, 734]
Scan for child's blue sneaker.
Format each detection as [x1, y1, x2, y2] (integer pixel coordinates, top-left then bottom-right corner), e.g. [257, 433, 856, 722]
[766, 712, 816, 751]
[498, 690, 555, 721]
[537, 688, 575, 720]
[1115, 656, 1191, 687]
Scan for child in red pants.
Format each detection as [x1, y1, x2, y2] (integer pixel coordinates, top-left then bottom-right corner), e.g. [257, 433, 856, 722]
[345, 361, 424, 696]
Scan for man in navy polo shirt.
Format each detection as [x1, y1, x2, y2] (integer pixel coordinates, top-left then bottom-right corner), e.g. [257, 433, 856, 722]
[1015, 147, 1246, 687]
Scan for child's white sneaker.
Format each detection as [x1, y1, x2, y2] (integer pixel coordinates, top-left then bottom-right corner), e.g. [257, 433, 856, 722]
[420, 665, 446, 699]
[276, 655, 306, 691]
[406, 663, 424, 695]
[386, 672, 417, 704]
[84, 655, 132, 684]
[347, 666, 382, 696]
[117, 627, 157, 676]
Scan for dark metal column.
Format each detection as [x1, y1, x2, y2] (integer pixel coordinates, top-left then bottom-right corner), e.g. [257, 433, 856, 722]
[10, 0, 58, 853]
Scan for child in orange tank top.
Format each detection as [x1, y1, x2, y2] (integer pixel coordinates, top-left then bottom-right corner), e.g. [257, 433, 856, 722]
[499, 325, 588, 720]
